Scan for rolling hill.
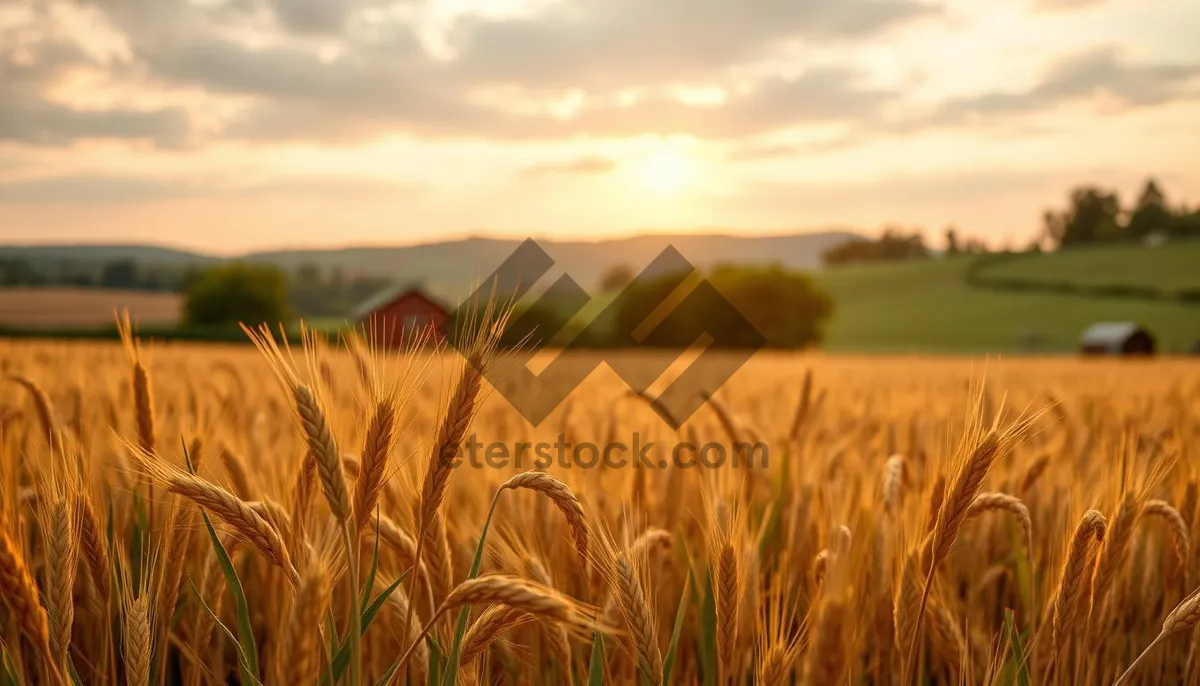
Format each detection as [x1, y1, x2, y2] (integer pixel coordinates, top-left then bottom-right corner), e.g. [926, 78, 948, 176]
[813, 242, 1200, 353]
[3, 234, 1198, 353]
[0, 231, 860, 298]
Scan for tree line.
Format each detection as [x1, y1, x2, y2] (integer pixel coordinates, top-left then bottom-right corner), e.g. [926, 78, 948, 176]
[1041, 178, 1200, 248]
[0, 256, 398, 323]
[819, 176, 1200, 267]
[497, 264, 834, 349]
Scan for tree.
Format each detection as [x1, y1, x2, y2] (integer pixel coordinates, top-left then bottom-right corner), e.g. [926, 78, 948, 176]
[1126, 178, 1171, 239]
[1043, 186, 1121, 248]
[822, 228, 929, 266]
[614, 265, 833, 348]
[944, 226, 960, 255]
[599, 264, 636, 292]
[184, 263, 291, 327]
[100, 259, 139, 289]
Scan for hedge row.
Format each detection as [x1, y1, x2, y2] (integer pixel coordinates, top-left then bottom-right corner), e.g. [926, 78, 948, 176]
[0, 325, 309, 344]
[964, 254, 1200, 304]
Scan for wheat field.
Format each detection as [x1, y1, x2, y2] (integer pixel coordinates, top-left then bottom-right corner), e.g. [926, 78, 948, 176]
[1, 318, 1198, 685]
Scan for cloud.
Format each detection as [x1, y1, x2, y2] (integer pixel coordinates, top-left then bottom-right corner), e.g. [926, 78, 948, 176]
[446, 0, 939, 90]
[0, 97, 193, 147]
[0, 9, 192, 146]
[25, 0, 925, 145]
[0, 175, 187, 204]
[911, 46, 1200, 129]
[3, 0, 1196, 152]
[520, 156, 617, 177]
[269, 0, 352, 34]
[220, 65, 895, 142]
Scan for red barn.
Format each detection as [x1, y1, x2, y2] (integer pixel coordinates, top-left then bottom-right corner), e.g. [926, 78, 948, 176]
[354, 286, 450, 349]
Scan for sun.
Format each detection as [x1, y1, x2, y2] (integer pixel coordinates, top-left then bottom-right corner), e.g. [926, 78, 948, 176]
[631, 144, 694, 195]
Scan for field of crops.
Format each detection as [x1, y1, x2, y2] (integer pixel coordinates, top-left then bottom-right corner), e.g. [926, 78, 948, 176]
[1, 320, 1199, 685]
[0, 288, 182, 329]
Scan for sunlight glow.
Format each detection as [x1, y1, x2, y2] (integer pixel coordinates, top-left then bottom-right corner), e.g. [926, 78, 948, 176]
[630, 142, 695, 195]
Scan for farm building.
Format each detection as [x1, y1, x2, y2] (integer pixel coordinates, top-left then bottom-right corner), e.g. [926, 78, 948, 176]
[354, 285, 450, 349]
[1079, 322, 1156, 356]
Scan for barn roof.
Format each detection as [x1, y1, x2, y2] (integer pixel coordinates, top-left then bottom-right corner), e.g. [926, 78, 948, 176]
[1080, 321, 1144, 347]
[353, 284, 450, 320]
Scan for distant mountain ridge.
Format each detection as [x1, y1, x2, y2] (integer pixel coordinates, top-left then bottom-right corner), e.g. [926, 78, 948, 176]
[0, 231, 861, 299]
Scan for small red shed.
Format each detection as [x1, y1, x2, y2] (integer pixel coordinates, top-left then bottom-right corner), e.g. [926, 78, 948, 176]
[355, 285, 450, 349]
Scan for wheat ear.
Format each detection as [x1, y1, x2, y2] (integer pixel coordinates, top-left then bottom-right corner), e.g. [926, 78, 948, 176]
[77, 491, 112, 617]
[460, 606, 532, 666]
[131, 448, 295, 579]
[42, 499, 78, 669]
[499, 472, 589, 562]
[1143, 499, 1191, 591]
[715, 542, 740, 685]
[353, 399, 396, 534]
[1051, 509, 1107, 654]
[966, 492, 1033, 556]
[883, 454, 906, 516]
[394, 575, 587, 673]
[6, 375, 59, 446]
[0, 529, 60, 683]
[908, 427, 1009, 683]
[615, 552, 663, 684]
[295, 384, 351, 524]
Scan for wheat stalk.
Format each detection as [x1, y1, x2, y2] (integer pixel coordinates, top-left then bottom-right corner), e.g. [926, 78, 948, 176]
[273, 561, 332, 684]
[384, 584, 429, 684]
[1017, 454, 1050, 495]
[218, 448, 254, 500]
[1090, 492, 1141, 625]
[925, 473, 946, 535]
[1116, 587, 1200, 685]
[804, 596, 847, 684]
[424, 511, 454, 610]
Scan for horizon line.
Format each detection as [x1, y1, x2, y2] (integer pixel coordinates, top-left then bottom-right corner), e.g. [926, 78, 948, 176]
[0, 225, 870, 258]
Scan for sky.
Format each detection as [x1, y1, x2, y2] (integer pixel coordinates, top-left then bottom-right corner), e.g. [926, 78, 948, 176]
[1, 0, 1198, 255]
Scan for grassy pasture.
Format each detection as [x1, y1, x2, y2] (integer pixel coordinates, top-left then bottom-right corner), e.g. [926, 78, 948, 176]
[815, 254, 1200, 353]
[972, 240, 1200, 293]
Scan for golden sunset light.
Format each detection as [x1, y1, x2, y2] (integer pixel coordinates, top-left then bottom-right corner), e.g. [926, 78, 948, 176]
[2, 3, 1200, 683]
[0, 0, 1196, 251]
[630, 141, 696, 196]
